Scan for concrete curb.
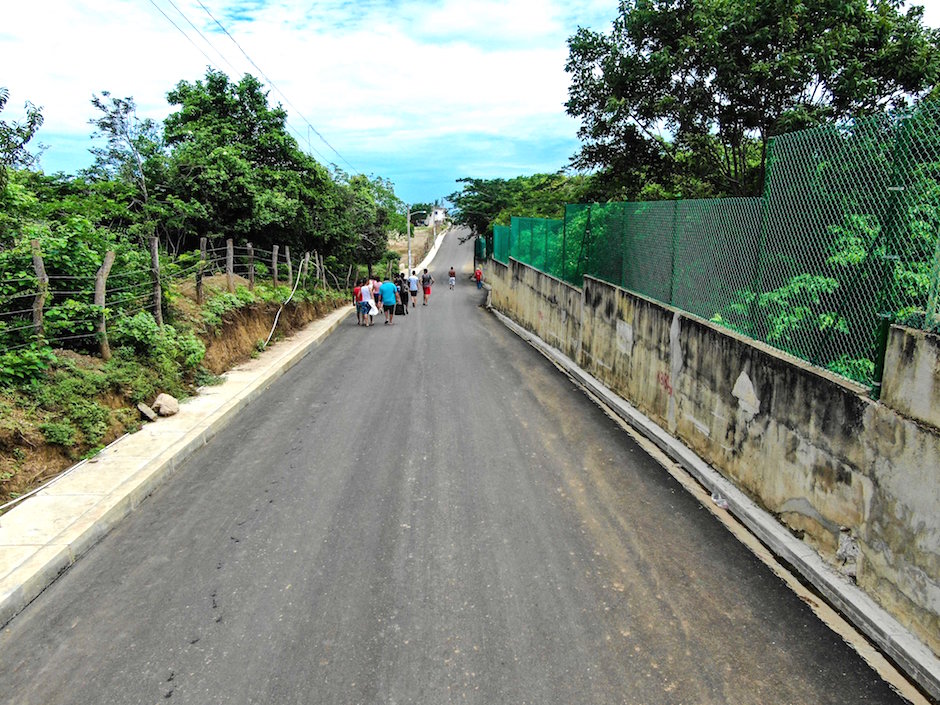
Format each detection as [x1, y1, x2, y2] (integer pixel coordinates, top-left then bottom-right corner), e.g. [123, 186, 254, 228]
[415, 227, 449, 274]
[0, 306, 353, 629]
[490, 306, 940, 702]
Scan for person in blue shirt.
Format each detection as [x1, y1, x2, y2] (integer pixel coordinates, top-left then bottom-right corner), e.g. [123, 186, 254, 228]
[379, 276, 401, 325]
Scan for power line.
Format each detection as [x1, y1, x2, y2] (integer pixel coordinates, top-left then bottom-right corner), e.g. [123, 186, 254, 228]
[162, 0, 241, 75]
[148, 0, 334, 167]
[194, 0, 359, 173]
[147, 0, 218, 68]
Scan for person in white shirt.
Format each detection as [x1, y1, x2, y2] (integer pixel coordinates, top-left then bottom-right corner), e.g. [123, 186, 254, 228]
[408, 271, 420, 308]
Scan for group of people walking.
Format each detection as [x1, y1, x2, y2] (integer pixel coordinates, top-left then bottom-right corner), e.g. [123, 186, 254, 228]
[352, 269, 436, 326]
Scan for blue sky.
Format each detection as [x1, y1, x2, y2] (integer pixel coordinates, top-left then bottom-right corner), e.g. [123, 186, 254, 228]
[1, 0, 621, 205]
[4, 1, 939, 206]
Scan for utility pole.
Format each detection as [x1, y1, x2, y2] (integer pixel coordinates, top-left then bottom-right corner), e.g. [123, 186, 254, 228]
[407, 205, 412, 274]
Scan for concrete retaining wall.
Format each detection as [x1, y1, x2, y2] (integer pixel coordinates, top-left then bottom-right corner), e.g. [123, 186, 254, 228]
[487, 258, 582, 361]
[882, 326, 940, 430]
[488, 259, 940, 658]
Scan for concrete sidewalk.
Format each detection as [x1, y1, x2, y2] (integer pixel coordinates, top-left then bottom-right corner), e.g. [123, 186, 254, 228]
[0, 305, 353, 629]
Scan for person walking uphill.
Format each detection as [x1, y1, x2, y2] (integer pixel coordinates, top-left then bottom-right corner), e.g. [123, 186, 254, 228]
[359, 277, 376, 326]
[379, 275, 401, 325]
[421, 269, 435, 306]
[408, 270, 419, 308]
[448, 266, 456, 290]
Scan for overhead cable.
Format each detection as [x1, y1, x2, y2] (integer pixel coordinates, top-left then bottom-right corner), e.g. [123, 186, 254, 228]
[194, 0, 359, 173]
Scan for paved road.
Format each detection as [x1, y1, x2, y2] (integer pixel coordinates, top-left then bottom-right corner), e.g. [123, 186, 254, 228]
[0, 228, 908, 704]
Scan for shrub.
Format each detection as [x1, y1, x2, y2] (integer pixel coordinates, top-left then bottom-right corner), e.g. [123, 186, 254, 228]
[111, 311, 160, 355]
[40, 421, 76, 447]
[0, 346, 57, 386]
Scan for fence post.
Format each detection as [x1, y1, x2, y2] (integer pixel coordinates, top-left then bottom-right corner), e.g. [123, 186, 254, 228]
[285, 245, 293, 289]
[926, 237, 940, 328]
[301, 252, 310, 281]
[247, 242, 255, 291]
[620, 202, 628, 288]
[669, 200, 679, 305]
[272, 245, 279, 288]
[95, 251, 116, 361]
[871, 115, 913, 399]
[226, 239, 235, 293]
[30, 240, 48, 343]
[320, 252, 327, 289]
[150, 236, 163, 327]
[561, 208, 568, 283]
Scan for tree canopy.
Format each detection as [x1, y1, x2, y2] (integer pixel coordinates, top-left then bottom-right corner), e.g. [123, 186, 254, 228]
[565, 0, 940, 199]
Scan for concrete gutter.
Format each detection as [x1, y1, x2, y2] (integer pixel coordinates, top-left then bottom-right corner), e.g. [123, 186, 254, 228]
[415, 227, 449, 273]
[0, 306, 353, 629]
[489, 305, 940, 702]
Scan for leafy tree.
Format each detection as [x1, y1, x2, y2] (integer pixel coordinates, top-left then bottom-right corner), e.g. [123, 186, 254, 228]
[565, 0, 940, 198]
[0, 88, 44, 175]
[163, 69, 339, 255]
[0, 87, 44, 199]
[87, 92, 164, 207]
[448, 173, 592, 234]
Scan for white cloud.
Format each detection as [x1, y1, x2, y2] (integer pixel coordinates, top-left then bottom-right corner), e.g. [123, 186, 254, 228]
[1, 0, 618, 200]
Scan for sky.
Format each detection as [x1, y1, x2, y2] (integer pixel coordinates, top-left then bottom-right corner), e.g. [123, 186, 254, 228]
[3, 1, 940, 206]
[1, 0, 620, 205]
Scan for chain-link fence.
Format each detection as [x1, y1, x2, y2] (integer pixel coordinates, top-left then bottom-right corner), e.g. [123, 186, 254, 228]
[491, 101, 940, 390]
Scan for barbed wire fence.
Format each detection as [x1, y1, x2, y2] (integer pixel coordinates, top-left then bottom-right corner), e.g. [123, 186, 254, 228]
[0, 235, 342, 361]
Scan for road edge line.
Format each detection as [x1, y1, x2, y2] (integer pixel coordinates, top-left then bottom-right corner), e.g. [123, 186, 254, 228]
[489, 305, 940, 702]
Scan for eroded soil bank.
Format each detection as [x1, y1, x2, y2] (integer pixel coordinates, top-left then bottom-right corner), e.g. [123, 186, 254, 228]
[0, 298, 344, 505]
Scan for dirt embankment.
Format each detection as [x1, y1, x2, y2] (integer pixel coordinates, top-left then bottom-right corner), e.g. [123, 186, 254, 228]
[0, 298, 344, 506]
[202, 298, 341, 373]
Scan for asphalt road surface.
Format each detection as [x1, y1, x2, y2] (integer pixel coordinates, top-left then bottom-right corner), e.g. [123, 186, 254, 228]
[0, 228, 910, 704]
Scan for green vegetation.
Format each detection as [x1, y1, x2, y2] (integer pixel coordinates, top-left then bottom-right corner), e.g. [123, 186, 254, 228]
[564, 0, 940, 200]
[0, 70, 387, 502]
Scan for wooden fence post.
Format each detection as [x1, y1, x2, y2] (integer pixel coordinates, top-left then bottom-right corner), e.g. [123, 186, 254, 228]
[196, 237, 206, 305]
[247, 242, 255, 291]
[195, 262, 204, 306]
[285, 245, 293, 289]
[272, 245, 279, 289]
[320, 252, 327, 289]
[226, 239, 235, 293]
[95, 251, 116, 361]
[301, 252, 310, 281]
[151, 236, 163, 327]
[30, 240, 48, 342]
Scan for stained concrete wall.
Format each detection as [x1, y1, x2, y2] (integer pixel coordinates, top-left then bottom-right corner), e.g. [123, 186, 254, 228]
[489, 261, 940, 658]
[882, 325, 940, 430]
[486, 258, 582, 361]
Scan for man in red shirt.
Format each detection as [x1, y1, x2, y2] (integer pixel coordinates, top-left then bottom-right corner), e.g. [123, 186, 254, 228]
[353, 280, 363, 325]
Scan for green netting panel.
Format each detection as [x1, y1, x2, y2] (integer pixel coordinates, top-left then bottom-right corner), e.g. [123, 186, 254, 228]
[621, 201, 676, 303]
[755, 102, 940, 385]
[562, 204, 590, 284]
[671, 198, 763, 321]
[500, 101, 940, 389]
[509, 217, 563, 275]
[493, 224, 510, 264]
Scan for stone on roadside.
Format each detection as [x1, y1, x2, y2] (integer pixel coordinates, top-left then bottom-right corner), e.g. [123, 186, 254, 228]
[137, 402, 158, 422]
[152, 393, 180, 417]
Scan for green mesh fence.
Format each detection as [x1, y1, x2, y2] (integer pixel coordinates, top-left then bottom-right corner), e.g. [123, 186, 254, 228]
[509, 217, 564, 274]
[496, 101, 940, 389]
[493, 224, 510, 264]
